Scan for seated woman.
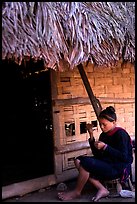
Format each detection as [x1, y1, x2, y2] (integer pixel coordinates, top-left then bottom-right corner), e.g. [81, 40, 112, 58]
[58, 106, 133, 202]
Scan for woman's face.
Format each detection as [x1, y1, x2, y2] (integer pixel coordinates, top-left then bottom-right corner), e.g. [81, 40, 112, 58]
[99, 118, 116, 133]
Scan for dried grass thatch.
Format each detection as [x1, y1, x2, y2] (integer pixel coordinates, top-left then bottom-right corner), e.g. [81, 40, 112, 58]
[2, 2, 135, 71]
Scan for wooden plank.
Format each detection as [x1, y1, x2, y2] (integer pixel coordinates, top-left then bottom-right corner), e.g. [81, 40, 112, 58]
[55, 141, 90, 154]
[54, 154, 63, 175]
[53, 97, 135, 106]
[2, 175, 56, 200]
[50, 69, 58, 100]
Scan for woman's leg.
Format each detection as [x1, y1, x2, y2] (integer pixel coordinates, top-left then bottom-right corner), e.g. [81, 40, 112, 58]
[88, 177, 109, 201]
[74, 158, 80, 169]
[75, 156, 118, 201]
[58, 165, 90, 201]
[74, 157, 109, 201]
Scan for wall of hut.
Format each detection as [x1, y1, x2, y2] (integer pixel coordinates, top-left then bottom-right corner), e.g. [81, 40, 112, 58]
[51, 60, 135, 182]
[2, 60, 135, 200]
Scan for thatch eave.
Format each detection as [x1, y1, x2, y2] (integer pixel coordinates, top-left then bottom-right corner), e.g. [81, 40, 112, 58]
[2, 2, 135, 71]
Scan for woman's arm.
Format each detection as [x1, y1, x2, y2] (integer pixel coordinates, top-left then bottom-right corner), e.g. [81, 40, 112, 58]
[86, 124, 104, 158]
[103, 130, 133, 163]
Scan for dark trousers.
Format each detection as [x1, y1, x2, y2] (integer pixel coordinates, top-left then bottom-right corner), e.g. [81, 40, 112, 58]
[77, 155, 122, 181]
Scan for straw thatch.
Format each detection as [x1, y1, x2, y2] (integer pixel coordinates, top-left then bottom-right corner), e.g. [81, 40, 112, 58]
[2, 2, 135, 71]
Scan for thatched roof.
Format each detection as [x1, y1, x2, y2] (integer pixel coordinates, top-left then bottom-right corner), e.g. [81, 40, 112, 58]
[2, 2, 135, 71]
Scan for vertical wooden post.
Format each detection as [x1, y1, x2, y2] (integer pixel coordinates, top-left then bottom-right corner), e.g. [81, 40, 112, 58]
[77, 63, 102, 120]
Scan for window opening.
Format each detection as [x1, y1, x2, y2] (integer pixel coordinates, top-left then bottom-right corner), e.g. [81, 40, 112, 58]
[80, 122, 87, 134]
[91, 120, 98, 130]
[65, 122, 75, 136]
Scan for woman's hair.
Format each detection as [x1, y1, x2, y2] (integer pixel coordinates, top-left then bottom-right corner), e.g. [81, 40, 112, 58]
[99, 106, 117, 122]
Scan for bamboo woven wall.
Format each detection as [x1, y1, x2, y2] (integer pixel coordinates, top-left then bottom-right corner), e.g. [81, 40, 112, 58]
[52, 60, 135, 174]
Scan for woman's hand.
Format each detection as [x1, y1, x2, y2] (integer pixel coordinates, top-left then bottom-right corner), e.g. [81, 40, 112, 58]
[86, 123, 94, 140]
[94, 141, 106, 150]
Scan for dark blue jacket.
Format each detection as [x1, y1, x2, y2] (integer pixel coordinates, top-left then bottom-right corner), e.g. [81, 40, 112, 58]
[89, 127, 133, 174]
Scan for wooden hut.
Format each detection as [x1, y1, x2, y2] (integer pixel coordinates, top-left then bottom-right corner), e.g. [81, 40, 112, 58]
[2, 2, 135, 199]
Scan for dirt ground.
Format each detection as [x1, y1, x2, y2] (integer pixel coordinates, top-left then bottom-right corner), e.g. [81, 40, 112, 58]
[3, 179, 135, 202]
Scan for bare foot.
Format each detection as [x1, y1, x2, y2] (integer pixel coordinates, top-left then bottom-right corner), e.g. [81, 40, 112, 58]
[58, 190, 80, 201]
[92, 189, 110, 202]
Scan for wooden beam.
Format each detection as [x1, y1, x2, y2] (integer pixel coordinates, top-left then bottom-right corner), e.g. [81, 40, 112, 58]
[55, 141, 90, 154]
[53, 97, 135, 107]
[77, 63, 102, 119]
[2, 175, 56, 200]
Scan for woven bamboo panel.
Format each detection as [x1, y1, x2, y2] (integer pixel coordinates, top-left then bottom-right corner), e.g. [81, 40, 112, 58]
[56, 104, 100, 145]
[62, 149, 91, 171]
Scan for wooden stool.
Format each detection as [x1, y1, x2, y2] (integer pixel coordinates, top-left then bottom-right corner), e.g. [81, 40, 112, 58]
[104, 175, 134, 196]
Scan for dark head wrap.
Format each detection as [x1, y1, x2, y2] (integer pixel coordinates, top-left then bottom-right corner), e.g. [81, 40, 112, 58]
[99, 106, 117, 122]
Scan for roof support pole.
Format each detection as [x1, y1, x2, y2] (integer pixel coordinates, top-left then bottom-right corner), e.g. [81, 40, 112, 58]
[77, 63, 102, 120]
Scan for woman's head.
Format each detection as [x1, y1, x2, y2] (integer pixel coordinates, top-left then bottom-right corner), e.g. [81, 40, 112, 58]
[99, 106, 117, 133]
